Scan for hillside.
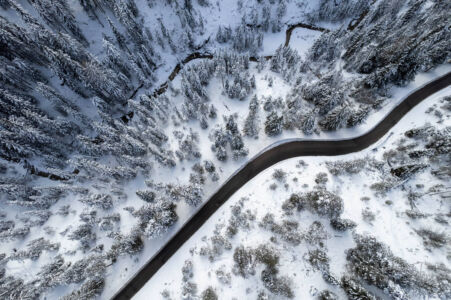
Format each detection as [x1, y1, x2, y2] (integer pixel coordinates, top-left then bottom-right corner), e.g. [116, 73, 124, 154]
[0, 0, 449, 299]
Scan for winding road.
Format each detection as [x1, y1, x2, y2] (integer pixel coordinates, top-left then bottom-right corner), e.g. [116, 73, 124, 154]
[112, 71, 451, 300]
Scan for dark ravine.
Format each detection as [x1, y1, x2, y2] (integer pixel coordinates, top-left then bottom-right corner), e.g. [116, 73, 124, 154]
[285, 22, 329, 47]
[112, 72, 451, 300]
[144, 22, 327, 99]
[121, 22, 326, 122]
[150, 52, 214, 97]
[125, 22, 329, 106]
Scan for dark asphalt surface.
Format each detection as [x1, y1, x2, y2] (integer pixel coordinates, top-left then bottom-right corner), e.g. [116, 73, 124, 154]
[112, 72, 451, 299]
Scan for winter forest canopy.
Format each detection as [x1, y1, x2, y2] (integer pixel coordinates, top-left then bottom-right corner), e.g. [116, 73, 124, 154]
[0, 0, 450, 299]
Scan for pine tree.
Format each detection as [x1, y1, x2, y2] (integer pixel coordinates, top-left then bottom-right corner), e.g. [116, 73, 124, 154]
[264, 112, 283, 136]
[28, 0, 88, 45]
[347, 105, 370, 127]
[107, 18, 128, 51]
[301, 109, 317, 135]
[319, 105, 351, 131]
[243, 95, 260, 138]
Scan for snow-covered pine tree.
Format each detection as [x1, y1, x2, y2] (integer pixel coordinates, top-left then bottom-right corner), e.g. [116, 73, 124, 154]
[243, 95, 260, 138]
[264, 112, 283, 136]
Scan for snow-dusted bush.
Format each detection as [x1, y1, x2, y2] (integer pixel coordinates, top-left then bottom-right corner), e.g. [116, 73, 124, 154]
[215, 267, 231, 285]
[200, 234, 232, 262]
[62, 254, 106, 284]
[272, 169, 286, 182]
[68, 223, 96, 250]
[254, 244, 279, 272]
[314, 172, 328, 185]
[260, 269, 294, 298]
[136, 190, 156, 203]
[318, 290, 339, 300]
[330, 217, 357, 231]
[80, 193, 113, 209]
[201, 286, 218, 300]
[361, 207, 375, 224]
[182, 259, 194, 282]
[282, 189, 344, 219]
[346, 234, 435, 298]
[306, 249, 329, 272]
[181, 281, 198, 299]
[259, 214, 302, 245]
[340, 276, 376, 300]
[232, 245, 255, 278]
[304, 221, 328, 246]
[326, 158, 367, 176]
[226, 201, 255, 237]
[415, 229, 448, 249]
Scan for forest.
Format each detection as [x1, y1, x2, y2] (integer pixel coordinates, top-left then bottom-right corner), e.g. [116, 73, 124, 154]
[0, 0, 449, 298]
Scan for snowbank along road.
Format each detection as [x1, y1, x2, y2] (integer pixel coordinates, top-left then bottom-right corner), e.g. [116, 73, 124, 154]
[112, 71, 451, 300]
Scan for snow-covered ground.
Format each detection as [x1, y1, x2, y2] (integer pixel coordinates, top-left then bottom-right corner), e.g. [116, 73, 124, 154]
[1, 1, 450, 299]
[100, 61, 450, 299]
[135, 82, 451, 300]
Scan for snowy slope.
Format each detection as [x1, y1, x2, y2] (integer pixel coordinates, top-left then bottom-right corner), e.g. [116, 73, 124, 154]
[135, 86, 451, 300]
[0, 1, 450, 299]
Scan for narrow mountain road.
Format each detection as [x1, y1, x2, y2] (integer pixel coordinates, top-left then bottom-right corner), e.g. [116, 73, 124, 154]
[112, 72, 451, 300]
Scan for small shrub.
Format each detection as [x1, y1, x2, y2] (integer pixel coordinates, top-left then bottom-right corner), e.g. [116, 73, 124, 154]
[181, 281, 198, 299]
[259, 214, 301, 245]
[370, 181, 395, 197]
[361, 208, 375, 224]
[282, 189, 343, 219]
[330, 218, 357, 231]
[426, 263, 451, 298]
[215, 267, 231, 285]
[182, 260, 194, 282]
[272, 169, 287, 182]
[254, 245, 279, 273]
[200, 234, 232, 262]
[306, 249, 329, 272]
[346, 234, 434, 297]
[326, 159, 367, 176]
[201, 286, 218, 300]
[315, 172, 328, 185]
[341, 276, 376, 300]
[390, 164, 427, 179]
[304, 221, 328, 246]
[260, 270, 294, 298]
[232, 246, 254, 278]
[317, 290, 338, 300]
[415, 229, 448, 248]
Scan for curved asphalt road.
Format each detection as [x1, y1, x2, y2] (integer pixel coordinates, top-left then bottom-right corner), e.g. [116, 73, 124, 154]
[113, 72, 451, 299]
